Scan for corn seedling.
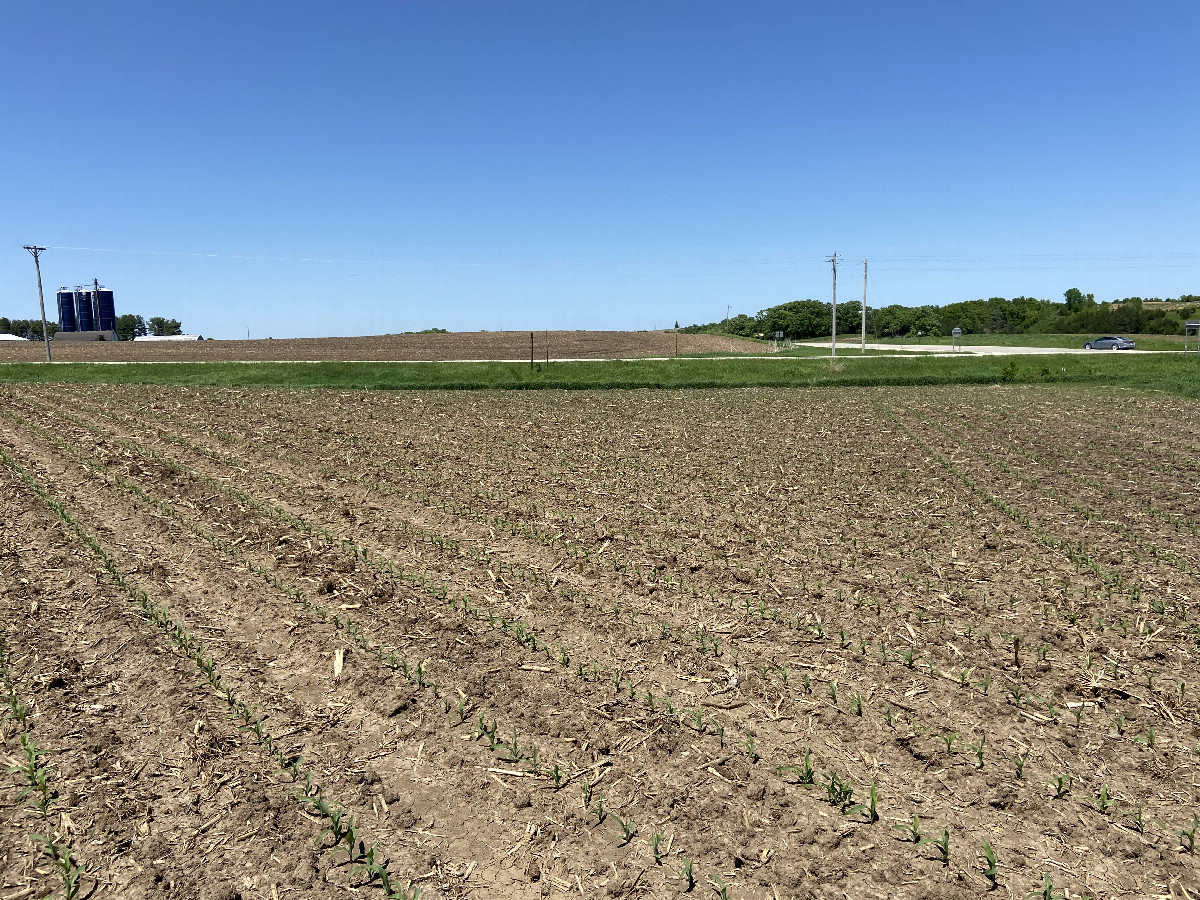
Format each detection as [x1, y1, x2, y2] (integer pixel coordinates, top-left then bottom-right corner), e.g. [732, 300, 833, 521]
[711, 875, 730, 900]
[1114, 714, 1126, 736]
[883, 704, 895, 728]
[920, 828, 950, 867]
[595, 793, 607, 824]
[652, 831, 666, 864]
[616, 816, 636, 846]
[967, 735, 986, 770]
[940, 732, 959, 755]
[1093, 785, 1115, 815]
[1179, 815, 1198, 853]
[851, 693, 863, 717]
[32, 835, 85, 900]
[742, 733, 760, 763]
[892, 814, 922, 843]
[1049, 775, 1072, 799]
[581, 780, 594, 806]
[846, 780, 879, 823]
[1136, 725, 1157, 749]
[680, 858, 695, 892]
[1014, 751, 1029, 779]
[823, 770, 856, 812]
[1035, 873, 1065, 900]
[979, 840, 999, 889]
[10, 733, 54, 814]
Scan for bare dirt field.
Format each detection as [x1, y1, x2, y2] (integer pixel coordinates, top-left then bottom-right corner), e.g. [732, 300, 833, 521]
[2, 383, 1199, 899]
[0, 331, 762, 364]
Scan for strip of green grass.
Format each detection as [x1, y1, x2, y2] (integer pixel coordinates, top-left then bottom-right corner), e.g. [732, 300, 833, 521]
[3, 353, 1200, 398]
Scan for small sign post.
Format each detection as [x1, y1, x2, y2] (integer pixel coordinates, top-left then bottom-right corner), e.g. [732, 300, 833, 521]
[1185, 321, 1200, 353]
[952, 327, 963, 353]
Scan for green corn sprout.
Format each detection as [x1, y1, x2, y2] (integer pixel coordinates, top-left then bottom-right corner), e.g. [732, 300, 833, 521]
[920, 828, 950, 866]
[979, 840, 999, 889]
[823, 770, 856, 812]
[1114, 714, 1126, 735]
[1179, 815, 1198, 853]
[968, 735, 986, 770]
[892, 814, 922, 843]
[883, 704, 895, 728]
[742, 733, 760, 763]
[712, 875, 730, 900]
[616, 816, 636, 846]
[978, 671, 991, 694]
[1136, 725, 1157, 749]
[941, 732, 959, 755]
[845, 780, 879, 823]
[680, 858, 695, 892]
[595, 794, 606, 824]
[32, 835, 85, 900]
[581, 780, 594, 806]
[1094, 785, 1115, 815]
[1036, 873, 1065, 900]
[652, 831, 666, 864]
[851, 693, 863, 717]
[1014, 751, 1029, 779]
[1049, 775, 1072, 799]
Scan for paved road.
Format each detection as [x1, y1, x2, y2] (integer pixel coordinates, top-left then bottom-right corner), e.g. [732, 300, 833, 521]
[794, 341, 1158, 356]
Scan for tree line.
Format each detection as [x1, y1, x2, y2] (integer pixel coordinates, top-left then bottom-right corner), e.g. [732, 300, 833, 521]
[682, 290, 1200, 340]
[0, 315, 183, 340]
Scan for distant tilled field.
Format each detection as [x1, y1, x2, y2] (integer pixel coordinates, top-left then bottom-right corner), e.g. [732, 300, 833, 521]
[2, 383, 1199, 899]
[0, 330, 761, 362]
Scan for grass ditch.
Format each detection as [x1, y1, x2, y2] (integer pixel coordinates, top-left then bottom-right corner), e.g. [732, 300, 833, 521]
[0, 352, 1198, 397]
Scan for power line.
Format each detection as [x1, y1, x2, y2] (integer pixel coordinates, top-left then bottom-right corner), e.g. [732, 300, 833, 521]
[22, 245, 51, 363]
[826, 252, 838, 357]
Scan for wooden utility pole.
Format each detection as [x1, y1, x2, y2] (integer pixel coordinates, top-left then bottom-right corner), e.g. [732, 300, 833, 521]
[861, 259, 868, 353]
[827, 253, 838, 357]
[530, 332, 534, 370]
[23, 245, 51, 362]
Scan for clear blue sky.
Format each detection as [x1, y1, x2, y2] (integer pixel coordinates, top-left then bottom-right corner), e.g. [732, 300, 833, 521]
[3, 1, 1198, 339]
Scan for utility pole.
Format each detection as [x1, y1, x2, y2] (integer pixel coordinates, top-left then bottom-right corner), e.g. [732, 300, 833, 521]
[827, 252, 838, 357]
[725, 304, 731, 323]
[23, 245, 51, 363]
[861, 259, 868, 353]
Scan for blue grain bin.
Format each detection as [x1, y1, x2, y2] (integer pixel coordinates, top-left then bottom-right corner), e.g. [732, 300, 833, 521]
[74, 289, 95, 331]
[96, 289, 116, 332]
[56, 289, 77, 332]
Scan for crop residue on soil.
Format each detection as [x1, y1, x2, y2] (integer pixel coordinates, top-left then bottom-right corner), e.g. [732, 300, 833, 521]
[2, 382, 1198, 899]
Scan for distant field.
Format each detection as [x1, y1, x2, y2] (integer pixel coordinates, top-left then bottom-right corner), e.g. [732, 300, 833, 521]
[3, 351, 1200, 399]
[0, 330, 764, 363]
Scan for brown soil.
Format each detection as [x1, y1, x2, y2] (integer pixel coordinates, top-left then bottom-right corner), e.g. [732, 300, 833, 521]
[2, 383, 1199, 900]
[0, 331, 762, 363]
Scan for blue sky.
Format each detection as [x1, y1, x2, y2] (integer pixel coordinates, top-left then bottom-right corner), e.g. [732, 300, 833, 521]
[3, 1, 1198, 338]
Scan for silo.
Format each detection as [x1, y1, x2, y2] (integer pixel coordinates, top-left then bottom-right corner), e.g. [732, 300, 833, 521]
[96, 288, 117, 332]
[74, 288, 95, 331]
[56, 289, 77, 332]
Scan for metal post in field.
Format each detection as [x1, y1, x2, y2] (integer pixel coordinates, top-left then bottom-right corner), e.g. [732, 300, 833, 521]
[530, 332, 534, 370]
[23, 245, 51, 362]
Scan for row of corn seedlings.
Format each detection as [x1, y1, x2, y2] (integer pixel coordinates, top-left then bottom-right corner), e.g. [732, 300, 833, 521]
[0, 631, 87, 900]
[0, 446, 424, 900]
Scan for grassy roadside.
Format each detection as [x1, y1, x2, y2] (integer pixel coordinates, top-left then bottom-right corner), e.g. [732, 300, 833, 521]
[2, 353, 1199, 398]
[862, 333, 1189, 351]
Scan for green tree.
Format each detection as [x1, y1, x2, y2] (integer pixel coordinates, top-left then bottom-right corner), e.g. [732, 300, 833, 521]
[147, 317, 182, 336]
[1063, 288, 1096, 314]
[115, 314, 147, 341]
